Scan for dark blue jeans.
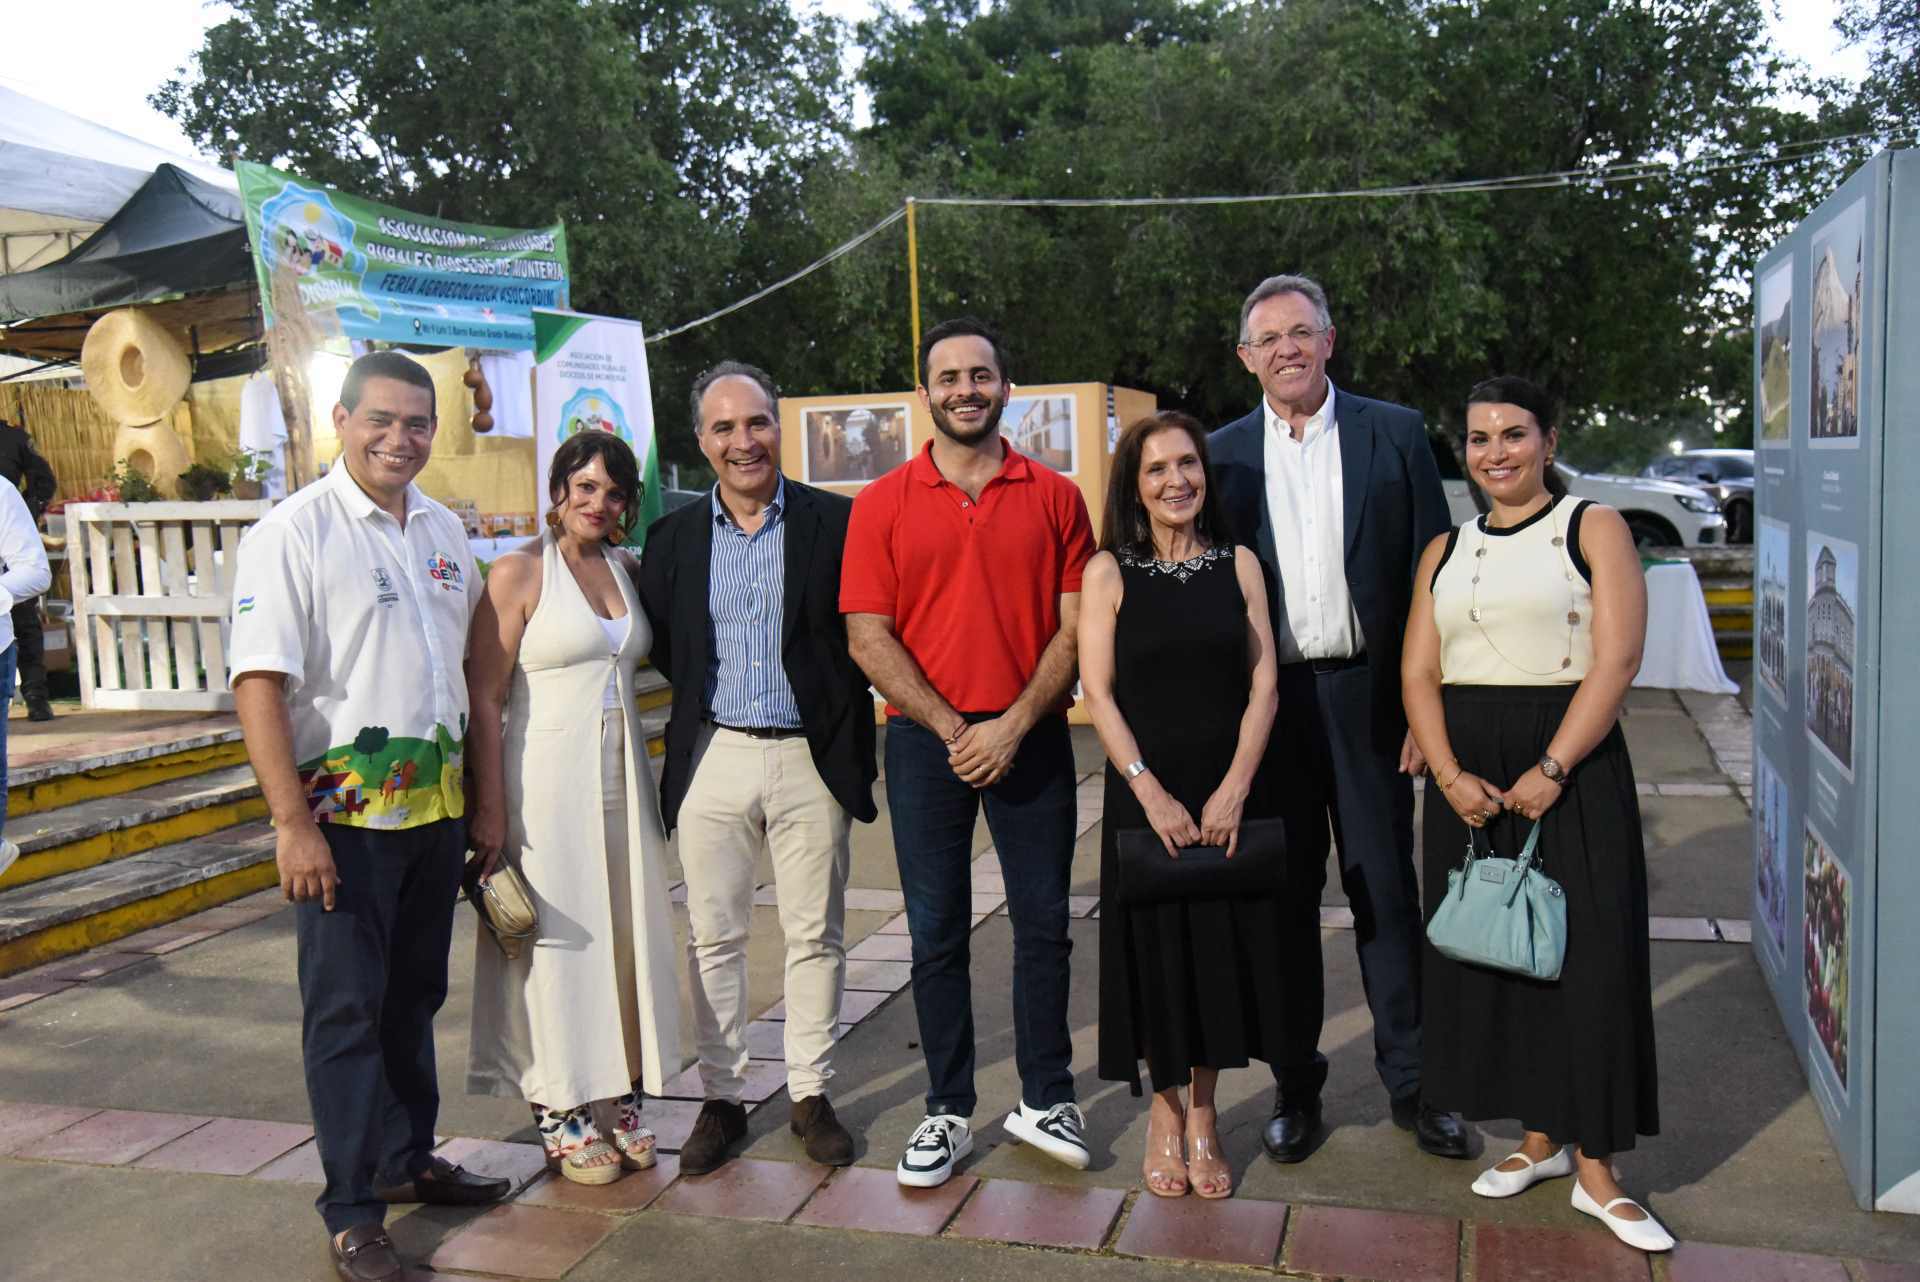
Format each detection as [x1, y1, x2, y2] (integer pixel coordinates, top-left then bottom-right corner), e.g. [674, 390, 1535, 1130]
[886, 713, 1077, 1117]
[297, 817, 465, 1234]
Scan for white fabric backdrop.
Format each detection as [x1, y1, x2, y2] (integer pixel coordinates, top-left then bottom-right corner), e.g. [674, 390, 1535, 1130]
[1633, 562, 1740, 694]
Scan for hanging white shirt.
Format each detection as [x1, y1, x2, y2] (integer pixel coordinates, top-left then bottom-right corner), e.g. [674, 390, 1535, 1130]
[1262, 380, 1364, 662]
[237, 371, 289, 499]
[476, 351, 536, 438]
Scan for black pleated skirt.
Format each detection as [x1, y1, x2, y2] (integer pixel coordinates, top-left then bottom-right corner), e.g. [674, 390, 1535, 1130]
[1421, 684, 1660, 1157]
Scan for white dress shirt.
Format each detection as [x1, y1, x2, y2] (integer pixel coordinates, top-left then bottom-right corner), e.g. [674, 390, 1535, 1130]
[1261, 381, 1364, 662]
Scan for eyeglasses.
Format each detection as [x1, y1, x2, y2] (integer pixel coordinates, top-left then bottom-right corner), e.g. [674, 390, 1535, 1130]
[1239, 327, 1328, 352]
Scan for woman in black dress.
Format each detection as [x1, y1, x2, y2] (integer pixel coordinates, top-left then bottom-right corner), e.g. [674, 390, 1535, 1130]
[1080, 412, 1281, 1199]
[1402, 376, 1671, 1252]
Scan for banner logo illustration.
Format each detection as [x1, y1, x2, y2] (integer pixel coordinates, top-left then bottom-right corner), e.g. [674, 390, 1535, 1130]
[559, 387, 633, 445]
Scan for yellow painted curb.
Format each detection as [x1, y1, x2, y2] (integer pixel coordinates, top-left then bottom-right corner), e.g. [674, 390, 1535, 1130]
[1702, 586, 1755, 607]
[11, 742, 251, 819]
[634, 686, 673, 713]
[0, 797, 270, 893]
[0, 859, 279, 978]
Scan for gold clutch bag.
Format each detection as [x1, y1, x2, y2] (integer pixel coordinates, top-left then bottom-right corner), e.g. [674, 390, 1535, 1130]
[462, 858, 538, 958]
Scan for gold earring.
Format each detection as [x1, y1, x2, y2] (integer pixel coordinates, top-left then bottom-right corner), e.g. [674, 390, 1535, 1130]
[544, 508, 561, 531]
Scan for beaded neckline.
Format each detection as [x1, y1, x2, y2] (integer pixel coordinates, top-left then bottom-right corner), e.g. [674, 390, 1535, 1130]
[1119, 544, 1230, 582]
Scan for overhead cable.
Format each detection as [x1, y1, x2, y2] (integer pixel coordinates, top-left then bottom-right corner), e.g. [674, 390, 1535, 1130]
[644, 128, 1898, 343]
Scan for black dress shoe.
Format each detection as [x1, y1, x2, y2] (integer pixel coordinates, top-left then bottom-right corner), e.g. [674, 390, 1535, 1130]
[1261, 1096, 1322, 1164]
[373, 1154, 511, 1204]
[678, 1098, 749, 1175]
[330, 1224, 402, 1282]
[24, 695, 52, 722]
[1390, 1096, 1471, 1159]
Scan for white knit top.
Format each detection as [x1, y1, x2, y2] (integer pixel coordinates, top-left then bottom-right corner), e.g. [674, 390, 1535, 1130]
[1431, 496, 1595, 686]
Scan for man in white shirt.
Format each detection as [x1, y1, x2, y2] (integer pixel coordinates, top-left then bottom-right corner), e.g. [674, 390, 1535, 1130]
[1208, 275, 1460, 1165]
[230, 351, 505, 1282]
[0, 477, 51, 877]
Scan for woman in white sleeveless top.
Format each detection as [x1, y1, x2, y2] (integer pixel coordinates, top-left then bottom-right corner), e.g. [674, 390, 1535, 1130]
[1403, 377, 1671, 1252]
[465, 432, 680, 1186]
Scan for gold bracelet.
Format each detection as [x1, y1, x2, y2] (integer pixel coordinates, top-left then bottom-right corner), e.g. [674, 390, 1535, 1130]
[1437, 763, 1463, 791]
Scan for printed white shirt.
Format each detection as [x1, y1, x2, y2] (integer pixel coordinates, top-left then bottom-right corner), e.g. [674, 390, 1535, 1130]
[1262, 380, 1364, 662]
[0, 481, 51, 655]
[229, 464, 478, 830]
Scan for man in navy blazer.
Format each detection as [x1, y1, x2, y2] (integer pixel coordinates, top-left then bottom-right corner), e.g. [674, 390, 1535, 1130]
[1209, 274, 1464, 1163]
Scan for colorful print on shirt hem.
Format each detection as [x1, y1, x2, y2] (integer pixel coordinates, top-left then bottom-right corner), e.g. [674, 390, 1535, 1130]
[298, 719, 467, 828]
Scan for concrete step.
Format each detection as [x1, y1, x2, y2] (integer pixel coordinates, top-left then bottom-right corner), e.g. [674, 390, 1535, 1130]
[11, 723, 247, 818]
[0, 766, 266, 893]
[0, 822, 277, 975]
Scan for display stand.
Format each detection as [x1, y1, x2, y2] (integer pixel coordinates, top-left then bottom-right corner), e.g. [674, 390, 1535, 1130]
[1749, 147, 1920, 1213]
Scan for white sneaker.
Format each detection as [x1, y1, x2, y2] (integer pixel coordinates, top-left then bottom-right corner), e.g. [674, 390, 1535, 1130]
[897, 1114, 972, 1187]
[0, 839, 18, 880]
[1571, 1177, 1676, 1252]
[1471, 1145, 1574, 1198]
[1003, 1100, 1090, 1170]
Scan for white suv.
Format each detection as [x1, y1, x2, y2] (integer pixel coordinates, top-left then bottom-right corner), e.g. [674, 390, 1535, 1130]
[1427, 432, 1726, 548]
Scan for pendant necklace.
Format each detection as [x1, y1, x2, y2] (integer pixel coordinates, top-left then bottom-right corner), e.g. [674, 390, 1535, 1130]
[1468, 495, 1579, 676]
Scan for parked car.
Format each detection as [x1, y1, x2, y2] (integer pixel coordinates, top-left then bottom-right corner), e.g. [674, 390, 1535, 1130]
[1643, 448, 1753, 543]
[1428, 431, 1727, 548]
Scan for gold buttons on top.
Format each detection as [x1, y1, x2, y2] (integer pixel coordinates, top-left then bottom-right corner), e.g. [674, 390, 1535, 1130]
[1567, 611, 1581, 625]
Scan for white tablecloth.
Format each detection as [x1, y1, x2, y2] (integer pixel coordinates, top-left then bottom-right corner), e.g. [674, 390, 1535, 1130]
[1633, 562, 1739, 694]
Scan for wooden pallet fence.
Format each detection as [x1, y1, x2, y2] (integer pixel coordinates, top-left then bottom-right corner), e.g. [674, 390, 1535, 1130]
[65, 501, 274, 711]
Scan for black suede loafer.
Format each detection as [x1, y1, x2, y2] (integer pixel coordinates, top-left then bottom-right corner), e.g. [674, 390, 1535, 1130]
[791, 1094, 855, 1166]
[1261, 1097, 1322, 1164]
[1391, 1095, 1472, 1159]
[373, 1154, 511, 1204]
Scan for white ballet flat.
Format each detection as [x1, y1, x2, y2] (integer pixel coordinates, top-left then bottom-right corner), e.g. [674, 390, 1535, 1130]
[1471, 1145, 1574, 1198]
[1571, 1178, 1676, 1252]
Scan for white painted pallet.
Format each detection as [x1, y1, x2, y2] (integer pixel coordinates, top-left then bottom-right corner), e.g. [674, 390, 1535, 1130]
[65, 501, 273, 712]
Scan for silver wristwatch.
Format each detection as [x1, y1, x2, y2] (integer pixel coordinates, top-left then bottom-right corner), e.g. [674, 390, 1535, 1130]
[1124, 760, 1150, 780]
[1538, 754, 1567, 783]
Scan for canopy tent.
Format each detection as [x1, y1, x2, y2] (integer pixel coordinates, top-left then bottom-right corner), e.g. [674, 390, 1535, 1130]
[0, 164, 255, 364]
[0, 85, 234, 275]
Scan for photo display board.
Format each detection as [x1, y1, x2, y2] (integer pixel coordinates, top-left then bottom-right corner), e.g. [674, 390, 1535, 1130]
[1749, 148, 1920, 1213]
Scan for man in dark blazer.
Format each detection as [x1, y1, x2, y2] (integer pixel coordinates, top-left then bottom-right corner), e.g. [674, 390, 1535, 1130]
[1209, 274, 1465, 1163]
[636, 361, 877, 1177]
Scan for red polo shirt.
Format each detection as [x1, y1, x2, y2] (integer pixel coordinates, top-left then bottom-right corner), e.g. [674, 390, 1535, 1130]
[841, 440, 1095, 715]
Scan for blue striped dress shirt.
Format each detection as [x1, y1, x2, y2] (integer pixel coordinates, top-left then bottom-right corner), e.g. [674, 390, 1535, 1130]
[705, 479, 802, 728]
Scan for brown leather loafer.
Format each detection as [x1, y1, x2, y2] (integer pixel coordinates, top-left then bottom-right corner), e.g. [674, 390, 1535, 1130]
[790, 1094, 855, 1166]
[677, 1099, 748, 1175]
[330, 1224, 401, 1282]
[373, 1154, 511, 1204]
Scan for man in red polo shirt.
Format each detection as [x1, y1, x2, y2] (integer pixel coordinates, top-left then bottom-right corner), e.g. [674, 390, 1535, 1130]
[844, 318, 1095, 1189]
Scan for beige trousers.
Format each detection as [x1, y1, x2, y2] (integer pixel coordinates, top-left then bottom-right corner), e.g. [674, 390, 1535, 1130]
[678, 724, 851, 1101]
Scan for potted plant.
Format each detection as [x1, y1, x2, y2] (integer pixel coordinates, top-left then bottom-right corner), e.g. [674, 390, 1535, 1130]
[229, 448, 274, 499]
[106, 458, 162, 503]
[177, 461, 234, 502]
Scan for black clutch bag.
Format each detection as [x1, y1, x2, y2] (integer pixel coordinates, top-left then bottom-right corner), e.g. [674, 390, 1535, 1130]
[1115, 817, 1287, 905]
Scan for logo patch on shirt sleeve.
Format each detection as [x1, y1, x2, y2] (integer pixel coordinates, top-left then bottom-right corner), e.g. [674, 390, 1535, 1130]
[426, 553, 464, 590]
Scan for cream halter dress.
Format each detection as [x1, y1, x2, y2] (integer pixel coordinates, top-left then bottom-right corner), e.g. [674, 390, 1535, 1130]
[468, 531, 681, 1106]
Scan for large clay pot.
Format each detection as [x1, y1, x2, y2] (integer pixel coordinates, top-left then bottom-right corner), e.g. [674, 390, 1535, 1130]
[82, 309, 192, 425]
[112, 421, 193, 499]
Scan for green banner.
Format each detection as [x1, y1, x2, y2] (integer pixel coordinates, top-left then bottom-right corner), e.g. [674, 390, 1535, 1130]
[236, 160, 569, 350]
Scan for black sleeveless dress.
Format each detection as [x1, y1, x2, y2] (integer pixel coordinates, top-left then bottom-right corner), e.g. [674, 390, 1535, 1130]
[1096, 544, 1289, 1093]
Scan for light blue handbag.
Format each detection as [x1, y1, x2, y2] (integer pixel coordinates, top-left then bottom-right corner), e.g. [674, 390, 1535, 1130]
[1426, 819, 1567, 982]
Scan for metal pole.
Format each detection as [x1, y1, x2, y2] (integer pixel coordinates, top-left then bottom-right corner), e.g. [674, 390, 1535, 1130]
[905, 198, 921, 387]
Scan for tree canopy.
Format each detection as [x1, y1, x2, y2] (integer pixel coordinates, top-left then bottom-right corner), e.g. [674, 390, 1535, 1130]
[156, 0, 1886, 470]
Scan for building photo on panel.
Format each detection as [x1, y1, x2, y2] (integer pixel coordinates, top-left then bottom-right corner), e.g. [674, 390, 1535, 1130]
[1756, 751, 1790, 956]
[1758, 259, 1793, 446]
[1805, 533, 1857, 775]
[1004, 394, 1075, 474]
[803, 402, 912, 484]
[1809, 197, 1863, 446]
[1757, 517, 1791, 704]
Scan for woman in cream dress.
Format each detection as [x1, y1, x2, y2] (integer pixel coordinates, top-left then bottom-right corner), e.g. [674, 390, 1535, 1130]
[466, 431, 680, 1185]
